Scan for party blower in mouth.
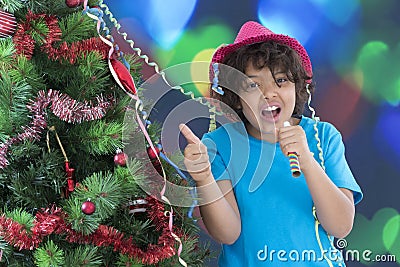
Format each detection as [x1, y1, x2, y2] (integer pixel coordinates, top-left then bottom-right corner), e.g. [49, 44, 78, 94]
[284, 121, 301, 178]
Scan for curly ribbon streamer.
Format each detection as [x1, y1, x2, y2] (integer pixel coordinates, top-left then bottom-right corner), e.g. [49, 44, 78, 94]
[306, 85, 325, 170]
[159, 151, 197, 218]
[307, 85, 343, 266]
[83, 2, 187, 265]
[96, 0, 215, 216]
[97, 0, 223, 116]
[211, 63, 224, 95]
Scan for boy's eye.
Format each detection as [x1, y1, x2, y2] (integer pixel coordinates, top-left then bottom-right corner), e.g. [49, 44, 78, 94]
[276, 77, 287, 84]
[248, 82, 259, 89]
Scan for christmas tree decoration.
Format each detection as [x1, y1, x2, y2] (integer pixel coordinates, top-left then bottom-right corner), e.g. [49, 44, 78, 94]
[0, 90, 113, 169]
[12, 11, 108, 61]
[81, 200, 96, 215]
[0, 197, 189, 264]
[109, 57, 137, 94]
[147, 145, 163, 175]
[65, 0, 83, 8]
[147, 146, 160, 160]
[114, 149, 127, 166]
[0, 10, 17, 38]
[0, 1, 209, 265]
[128, 198, 147, 215]
[64, 161, 76, 198]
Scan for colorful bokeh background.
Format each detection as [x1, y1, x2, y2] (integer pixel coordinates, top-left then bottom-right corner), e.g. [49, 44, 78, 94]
[104, 0, 400, 266]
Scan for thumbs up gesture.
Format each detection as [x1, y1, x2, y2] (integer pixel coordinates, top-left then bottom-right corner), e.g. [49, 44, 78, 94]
[179, 124, 212, 183]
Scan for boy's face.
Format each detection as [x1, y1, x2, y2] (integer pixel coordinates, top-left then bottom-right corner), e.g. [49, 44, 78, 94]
[239, 63, 296, 141]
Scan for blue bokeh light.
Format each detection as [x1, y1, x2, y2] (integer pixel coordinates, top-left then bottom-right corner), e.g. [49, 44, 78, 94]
[257, 0, 321, 45]
[147, 0, 197, 49]
[374, 105, 400, 165]
[104, 0, 197, 50]
[309, 0, 360, 26]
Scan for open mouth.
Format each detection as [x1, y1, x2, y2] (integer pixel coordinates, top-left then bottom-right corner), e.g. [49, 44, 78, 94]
[261, 105, 281, 119]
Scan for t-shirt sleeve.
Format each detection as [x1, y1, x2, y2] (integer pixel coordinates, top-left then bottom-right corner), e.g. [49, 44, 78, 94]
[323, 127, 363, 205]
[201, 134, 232, 182]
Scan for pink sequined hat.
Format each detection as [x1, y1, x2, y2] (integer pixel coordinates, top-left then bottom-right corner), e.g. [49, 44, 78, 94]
[211, 21, 313, 79]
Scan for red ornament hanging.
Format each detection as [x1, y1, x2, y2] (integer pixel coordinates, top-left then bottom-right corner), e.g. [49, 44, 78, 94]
[63, 161, 76, 198]
[65, 0, 83, 8]
[0, 10, 17, 38]
[114, 149, 127, 166]
[82, 200, 96, 215]
[109, 58, 137, 94]
[147, 146, 160, 160]
[147, 146, 163, 175]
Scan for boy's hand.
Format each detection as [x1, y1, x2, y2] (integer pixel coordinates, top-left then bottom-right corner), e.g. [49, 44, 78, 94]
[179, 124, 212, 183]
[278, 125, 314, 168]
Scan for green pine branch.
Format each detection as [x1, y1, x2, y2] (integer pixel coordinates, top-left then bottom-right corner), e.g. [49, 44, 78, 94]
[9, 55, 46, 93]
[0, 236, 14, 265]
[69, 120, 124, 156]
[0, 38, 15, 70]
[114, 163, 145, 197]
[59, 12, 97, 43]
[64, 197, 100, 235]
[33, 240, 65, 267]
[116, 254, 144, 267]
[64, 246, 102, 267]
[5, 208, 35, 232]
[64, 171, 128, 234]
[0, 70, 32, 135]
[7, 148, 65, 209]
[0, 0, 24, 13]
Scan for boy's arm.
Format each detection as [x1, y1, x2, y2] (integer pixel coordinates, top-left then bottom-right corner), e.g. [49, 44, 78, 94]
[180, 124, 241, 244]
[279, 125, 355, 238]
[197, 178, 241, 244]
[301, 158, 355, 238]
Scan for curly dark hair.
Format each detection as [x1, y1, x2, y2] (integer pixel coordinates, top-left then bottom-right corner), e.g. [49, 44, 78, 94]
[210, 41, 315, 123]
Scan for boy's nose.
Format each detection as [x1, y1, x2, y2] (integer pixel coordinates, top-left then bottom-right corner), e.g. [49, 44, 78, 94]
[262, 84, 278, 99]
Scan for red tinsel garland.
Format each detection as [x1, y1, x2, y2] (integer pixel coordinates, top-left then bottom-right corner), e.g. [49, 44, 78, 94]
[12, 10, 109, 62]
[0, 89, 113, 168]
[0, 196, 182, 264]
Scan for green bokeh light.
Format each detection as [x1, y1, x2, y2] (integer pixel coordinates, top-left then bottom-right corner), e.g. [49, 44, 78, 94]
[383, 215, 400, 263]
[355, 41, 400, 104]
[345, 208, 399, 265]
[153, 23, 233, 96]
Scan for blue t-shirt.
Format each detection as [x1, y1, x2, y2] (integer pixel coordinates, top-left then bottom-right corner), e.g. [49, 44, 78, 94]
[201, 116, 363, 266]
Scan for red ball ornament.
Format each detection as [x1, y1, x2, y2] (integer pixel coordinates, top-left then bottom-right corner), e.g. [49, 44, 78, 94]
[82, 200, 96, 215]
[0, 10, 17, 38]
[114, 150, 127, 166]
[147, 146, 160, 160]
[65, 0, 83, 8]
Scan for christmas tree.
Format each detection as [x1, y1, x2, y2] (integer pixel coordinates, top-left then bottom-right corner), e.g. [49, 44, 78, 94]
[0, 0, 210, 266]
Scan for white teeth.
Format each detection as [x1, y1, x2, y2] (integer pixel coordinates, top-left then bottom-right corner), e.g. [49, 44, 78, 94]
[263, 106, 278, 112]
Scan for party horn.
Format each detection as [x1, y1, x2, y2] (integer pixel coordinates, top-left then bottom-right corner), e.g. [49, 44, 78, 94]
[283, 121, 301, 177]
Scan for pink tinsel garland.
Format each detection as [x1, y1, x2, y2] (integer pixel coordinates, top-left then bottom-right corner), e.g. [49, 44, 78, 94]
[0, 89, 113, 169]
